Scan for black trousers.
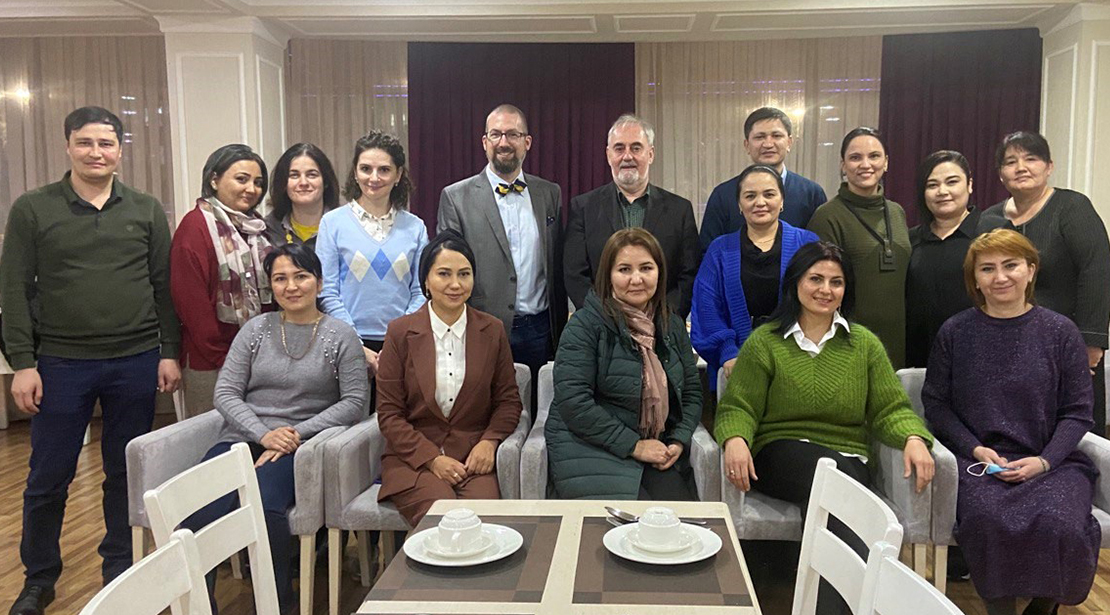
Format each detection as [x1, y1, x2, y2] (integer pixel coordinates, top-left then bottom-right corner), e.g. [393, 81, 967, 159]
[753, 439, 871, 615]
[361, 338, 384, 413]
[638, 464, 698, 501]
[1092, 357, 1105, 437]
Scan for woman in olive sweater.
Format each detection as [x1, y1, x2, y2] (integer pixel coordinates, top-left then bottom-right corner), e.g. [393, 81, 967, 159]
[546, 228, 703, 500]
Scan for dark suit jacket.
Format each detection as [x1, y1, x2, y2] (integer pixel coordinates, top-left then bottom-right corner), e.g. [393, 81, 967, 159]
[563, 182, 700, 318]
[376, 304, 522, 500]
[437, 171, 567, 350]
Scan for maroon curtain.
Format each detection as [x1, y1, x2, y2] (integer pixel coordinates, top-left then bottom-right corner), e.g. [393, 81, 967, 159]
[878, 28, 1042, 225]
[407, 42, 636, 231]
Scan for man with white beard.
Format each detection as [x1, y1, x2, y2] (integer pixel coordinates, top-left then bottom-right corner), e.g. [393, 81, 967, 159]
[563, 114, 699, 317]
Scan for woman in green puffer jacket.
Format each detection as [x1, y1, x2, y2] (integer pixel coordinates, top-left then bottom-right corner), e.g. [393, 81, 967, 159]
[546, 228, 703, 500]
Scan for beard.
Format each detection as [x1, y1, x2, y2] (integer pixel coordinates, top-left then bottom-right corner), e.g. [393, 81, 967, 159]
[615, 167, 642, 189]
[491, 147, 522, 175]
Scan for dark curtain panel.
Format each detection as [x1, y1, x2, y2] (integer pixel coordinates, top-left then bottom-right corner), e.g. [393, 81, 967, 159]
[407, 42, 636, 230]
[878, 28, 1042, 225]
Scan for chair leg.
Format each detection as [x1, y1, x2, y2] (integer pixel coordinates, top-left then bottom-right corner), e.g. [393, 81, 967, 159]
[132, 526, 146, 564]
[329, 528, 341, 615]
[300, 534, 315, 615]
[934, 545, 948, 594]
[357, 531, 371, 587]
[913, 543, 928, 578]
[230, 550, 244, 579]
[381, 531, 396, 568]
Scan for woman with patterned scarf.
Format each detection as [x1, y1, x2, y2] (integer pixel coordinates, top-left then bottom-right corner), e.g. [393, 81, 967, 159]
[546, 228, 702, 500]
[171, 144, 274, 418]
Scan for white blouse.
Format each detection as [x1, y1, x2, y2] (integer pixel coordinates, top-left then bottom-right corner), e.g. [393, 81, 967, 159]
[429, 307, 467, 417]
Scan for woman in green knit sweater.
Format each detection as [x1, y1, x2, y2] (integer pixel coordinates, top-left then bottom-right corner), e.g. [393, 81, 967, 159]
[715, 241, 934, 614]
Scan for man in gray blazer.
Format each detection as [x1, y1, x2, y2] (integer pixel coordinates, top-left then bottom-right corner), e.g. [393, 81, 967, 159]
[437, 104, 567, 399]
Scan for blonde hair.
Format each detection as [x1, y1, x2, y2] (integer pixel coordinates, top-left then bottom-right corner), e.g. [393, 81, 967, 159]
[963, 229, 1040, 308]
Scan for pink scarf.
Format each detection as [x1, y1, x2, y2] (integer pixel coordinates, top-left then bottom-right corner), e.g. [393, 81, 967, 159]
[197, 197, 272, 326]
[614, 297, 668, 439]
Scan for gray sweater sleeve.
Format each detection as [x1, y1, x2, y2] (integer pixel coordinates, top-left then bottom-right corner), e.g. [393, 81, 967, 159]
[213, 318, 271, 443]
[293, 322, 369, 438]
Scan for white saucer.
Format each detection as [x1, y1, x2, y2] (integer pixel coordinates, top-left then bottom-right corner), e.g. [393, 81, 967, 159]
[624, 526, 700, 554]
[603, 522, 722, 565]
[404, 524, 524, 567]
[423, 533, 494, 558]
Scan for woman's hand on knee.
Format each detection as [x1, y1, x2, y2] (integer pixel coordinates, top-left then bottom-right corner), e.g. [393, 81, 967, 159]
[261, 426, 300, 454]
[464, 440, 497, 475]
[427, 455, 468, 486]
[632, 439, 669, 465]
[996, 456, 1047, 483]
[652, 443, 684, 471]
[902, 438, 934, 493]
[254, 449, 285, 468]
[723, 437, 757, 492]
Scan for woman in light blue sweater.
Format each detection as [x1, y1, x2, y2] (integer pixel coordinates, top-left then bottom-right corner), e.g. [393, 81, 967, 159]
[316, 131, 428, 382]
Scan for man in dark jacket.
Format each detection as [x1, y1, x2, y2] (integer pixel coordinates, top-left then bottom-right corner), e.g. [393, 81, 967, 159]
[563, 114, 700, 317]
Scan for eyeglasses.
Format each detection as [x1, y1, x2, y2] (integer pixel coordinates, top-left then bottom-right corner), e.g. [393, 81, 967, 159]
[485, 130, 527, 143]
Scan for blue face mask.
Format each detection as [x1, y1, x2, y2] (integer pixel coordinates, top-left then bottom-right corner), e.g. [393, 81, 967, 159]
[966, 462, 1014, 477]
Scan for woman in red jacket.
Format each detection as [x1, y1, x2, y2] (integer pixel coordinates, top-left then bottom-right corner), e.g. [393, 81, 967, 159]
[171, 144, 273, 417]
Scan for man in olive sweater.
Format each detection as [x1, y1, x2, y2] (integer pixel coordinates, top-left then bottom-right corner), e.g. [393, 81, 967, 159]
[1, 107, 181, 615]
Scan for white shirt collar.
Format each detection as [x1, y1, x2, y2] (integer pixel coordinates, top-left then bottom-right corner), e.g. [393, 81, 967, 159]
[784, 312, 850, 356]
[485, 164, 524, 192]
[349, 201, 394, 221]
[781, 166, 789, 181]
[429, 306, 467, 340]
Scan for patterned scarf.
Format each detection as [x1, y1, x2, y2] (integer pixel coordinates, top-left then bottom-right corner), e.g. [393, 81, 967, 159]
[614, 297, 668, 439]
[197, 197, 273, 326]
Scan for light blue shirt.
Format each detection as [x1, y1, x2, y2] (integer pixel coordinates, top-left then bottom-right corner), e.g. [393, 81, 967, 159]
[485, 165, 547, 316]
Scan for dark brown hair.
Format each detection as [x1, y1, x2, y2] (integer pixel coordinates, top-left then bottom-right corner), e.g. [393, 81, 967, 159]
[593, 228, 669, 332]
[342, 131, 413, 209]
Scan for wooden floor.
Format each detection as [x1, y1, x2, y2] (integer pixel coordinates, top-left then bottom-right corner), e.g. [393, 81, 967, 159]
[0, 418, 1107, 614]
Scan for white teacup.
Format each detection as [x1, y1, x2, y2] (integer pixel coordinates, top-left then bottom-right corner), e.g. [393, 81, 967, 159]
[635, 506, 683, 550]
[436, 508, 484, 554]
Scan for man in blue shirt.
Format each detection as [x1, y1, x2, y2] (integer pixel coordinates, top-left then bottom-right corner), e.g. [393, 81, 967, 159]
[699, 107, 828, 252]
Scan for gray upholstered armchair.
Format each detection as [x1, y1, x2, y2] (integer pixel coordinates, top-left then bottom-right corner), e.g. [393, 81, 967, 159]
[321, 363, 532, 615]
[125, 409, 342, 615]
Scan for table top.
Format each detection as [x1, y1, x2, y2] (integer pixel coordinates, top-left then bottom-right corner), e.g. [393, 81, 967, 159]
[358, 499, 761, 615]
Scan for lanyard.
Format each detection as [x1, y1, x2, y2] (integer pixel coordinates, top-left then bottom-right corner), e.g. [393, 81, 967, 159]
[844, 202, 896, 271]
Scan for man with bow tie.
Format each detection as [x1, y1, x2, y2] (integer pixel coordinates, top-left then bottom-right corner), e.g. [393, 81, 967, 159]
[437, 104, 566, 408]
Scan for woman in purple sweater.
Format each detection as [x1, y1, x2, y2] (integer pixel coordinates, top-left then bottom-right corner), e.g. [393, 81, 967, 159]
[923, 229, 1099, 615]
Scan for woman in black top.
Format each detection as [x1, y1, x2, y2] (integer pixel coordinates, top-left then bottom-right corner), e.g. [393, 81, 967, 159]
[905, 150, 980, 368]
[979, 131, 1110, 435]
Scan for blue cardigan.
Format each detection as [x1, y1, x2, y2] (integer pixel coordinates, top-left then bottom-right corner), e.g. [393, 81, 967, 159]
[699, 169, 827, 253]
[691, 221, 819, 389]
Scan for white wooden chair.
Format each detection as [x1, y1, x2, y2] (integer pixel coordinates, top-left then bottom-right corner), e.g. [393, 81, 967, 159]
[858, 542, 964, 615]
[143, 442, 281, 615]
[792, 458, 905, 615]
[79, 528, 211, 615]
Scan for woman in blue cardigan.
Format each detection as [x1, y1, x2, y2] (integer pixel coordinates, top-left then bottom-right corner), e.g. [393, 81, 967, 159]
[691, 164, 819, 389]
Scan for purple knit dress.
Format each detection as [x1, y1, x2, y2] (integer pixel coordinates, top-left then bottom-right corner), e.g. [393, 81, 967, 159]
[923, 306, 1099, 604]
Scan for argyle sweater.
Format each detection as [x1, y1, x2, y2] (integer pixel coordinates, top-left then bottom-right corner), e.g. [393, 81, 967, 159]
[316, 205, 428, 340]
[714, 322, 932, 457]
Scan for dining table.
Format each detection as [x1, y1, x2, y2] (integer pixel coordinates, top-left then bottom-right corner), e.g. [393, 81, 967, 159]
[357, 499, 762, 615]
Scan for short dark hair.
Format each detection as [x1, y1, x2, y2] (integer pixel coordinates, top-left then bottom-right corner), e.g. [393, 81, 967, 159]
[768, 241, 856, 335]
[64, 106, 123, 142]
[744, 107, 793, 140]
[995, 131, 1052, 169]
[342, 131, 413, 209]
[736, 164, 786, 201]
[840, 126, 886, 160]
[263, 242, 323, 281]
[200, 144, 269, 207]
[419, 230, 476, 299]
[268, 143, 341, 222]
[915, 150, 972, 225]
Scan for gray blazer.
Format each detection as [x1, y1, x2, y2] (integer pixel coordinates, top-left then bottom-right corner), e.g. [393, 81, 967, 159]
[436, 171, 567, 349]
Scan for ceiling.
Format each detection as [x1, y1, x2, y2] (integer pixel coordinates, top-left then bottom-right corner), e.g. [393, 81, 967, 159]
[0, 0, 1102, 41]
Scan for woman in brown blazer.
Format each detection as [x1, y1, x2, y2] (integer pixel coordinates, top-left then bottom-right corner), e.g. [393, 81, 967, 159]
[376, 230, 523, 525]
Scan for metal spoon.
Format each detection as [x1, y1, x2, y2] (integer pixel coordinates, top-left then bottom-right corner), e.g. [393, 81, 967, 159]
[605, 505, 708, 526]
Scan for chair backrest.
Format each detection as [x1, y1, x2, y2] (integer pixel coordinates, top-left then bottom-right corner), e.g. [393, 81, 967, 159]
[514, 362, 533, 419]
[792, 458, 904, 615]
[536, 361, 554, 426]
[143, 442, 280, 615]
[80, 529, 211, 615]
[896, 368, 927, 417]
[858, 542, 963, 615]
[717, 367, 727, 402]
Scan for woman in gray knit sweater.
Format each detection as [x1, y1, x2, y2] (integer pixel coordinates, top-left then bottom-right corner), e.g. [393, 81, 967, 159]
[184, 242, 368, 613]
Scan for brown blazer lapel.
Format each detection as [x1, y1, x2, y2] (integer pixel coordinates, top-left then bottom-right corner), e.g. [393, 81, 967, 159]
[405, 310, 447, 422]
[449, 307, 493, 423]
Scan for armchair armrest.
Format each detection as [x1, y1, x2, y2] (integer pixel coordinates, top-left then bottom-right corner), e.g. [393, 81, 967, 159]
[322, 416, 376, 526]
[690, 424, 721, 502]
[722, 458, 749, 535]
[126, 410, 224, 527]
[520, 415, 549, 500]
[929, 439, 958, 545]
[497, 409, 531, 499]
[289, 425, 346, 536]
[1079, 432, 1110, 512]
[872, 442, 931, 543]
